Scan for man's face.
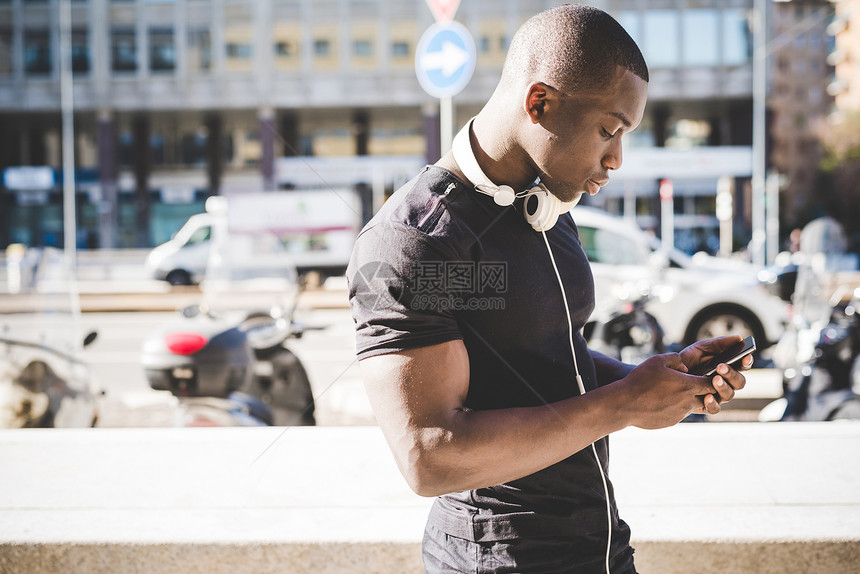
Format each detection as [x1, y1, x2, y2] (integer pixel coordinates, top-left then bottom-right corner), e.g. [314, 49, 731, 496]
[529, 67, 648, 203]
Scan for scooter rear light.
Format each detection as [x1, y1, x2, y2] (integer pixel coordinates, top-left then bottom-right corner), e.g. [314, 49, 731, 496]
[165, 333, 208, 355]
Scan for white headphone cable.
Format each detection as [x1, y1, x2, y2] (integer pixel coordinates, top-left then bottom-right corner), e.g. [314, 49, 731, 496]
[540, 227, 613, 574]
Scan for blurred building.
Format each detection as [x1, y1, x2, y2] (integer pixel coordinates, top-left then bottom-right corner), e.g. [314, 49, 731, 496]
[768, 0, 835, 229]
[0, 0, 771, 254]
[828, 0, 860, 112]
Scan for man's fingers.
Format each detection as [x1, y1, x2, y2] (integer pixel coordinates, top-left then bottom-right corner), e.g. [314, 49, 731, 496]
[687, 373, 718, 396]
[703, 393, 721, 414]
[716, 362, 748, 391]
[660, 353, 688, 373]
[711, 375, 735, 403]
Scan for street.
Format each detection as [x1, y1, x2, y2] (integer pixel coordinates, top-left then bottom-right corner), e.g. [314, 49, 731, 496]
[78, 304, 781, 427]
[81, 307, 375, 427]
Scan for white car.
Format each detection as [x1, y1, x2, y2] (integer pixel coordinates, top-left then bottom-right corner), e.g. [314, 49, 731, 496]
[573, 206, 788, 349]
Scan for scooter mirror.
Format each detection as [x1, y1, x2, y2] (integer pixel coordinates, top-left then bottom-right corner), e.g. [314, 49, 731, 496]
[648, 250, 670, 270]
[181, 305, 201, 318]
[242, 315, 291, 351]
[83, 331, 98, 348]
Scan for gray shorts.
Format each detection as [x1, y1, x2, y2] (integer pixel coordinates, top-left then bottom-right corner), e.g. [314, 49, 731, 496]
[422, 523, 637, 574]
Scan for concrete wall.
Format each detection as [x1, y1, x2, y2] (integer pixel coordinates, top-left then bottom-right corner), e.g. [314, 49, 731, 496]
[1, 424, 858, 573]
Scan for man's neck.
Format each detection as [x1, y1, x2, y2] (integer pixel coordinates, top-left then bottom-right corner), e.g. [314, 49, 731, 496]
[469, 113, 537, 191]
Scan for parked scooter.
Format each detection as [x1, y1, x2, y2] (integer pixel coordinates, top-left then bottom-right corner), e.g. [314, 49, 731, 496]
[762, 287, 860, 421]
[141, 303, 316, 427]
[1, 246, 100, 428]
[759, 217, 860, 421]
[0, 330, 100, 428]
[585, 287, 665, 365]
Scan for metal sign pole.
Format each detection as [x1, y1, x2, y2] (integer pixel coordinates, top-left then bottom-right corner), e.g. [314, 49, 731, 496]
[59, 0, 81, 354]
[440, 96, 453, 156]
[751, 0, 767, 265]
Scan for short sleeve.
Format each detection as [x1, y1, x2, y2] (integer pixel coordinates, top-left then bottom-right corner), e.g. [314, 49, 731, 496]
[347, 221, 463, 360]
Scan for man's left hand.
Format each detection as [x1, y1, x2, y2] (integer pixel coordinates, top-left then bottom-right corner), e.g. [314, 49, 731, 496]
[679, 336, 752, 414]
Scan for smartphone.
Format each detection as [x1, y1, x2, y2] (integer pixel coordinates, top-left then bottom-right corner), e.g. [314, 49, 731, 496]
[690, 336, 756, 377]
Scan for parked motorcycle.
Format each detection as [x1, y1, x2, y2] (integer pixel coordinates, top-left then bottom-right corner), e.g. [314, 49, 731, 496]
[141, 303, 316, 427]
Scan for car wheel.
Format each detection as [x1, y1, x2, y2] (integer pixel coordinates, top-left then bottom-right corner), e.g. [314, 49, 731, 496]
[165, 269, 192, 286]
[685, 306, 765, 349]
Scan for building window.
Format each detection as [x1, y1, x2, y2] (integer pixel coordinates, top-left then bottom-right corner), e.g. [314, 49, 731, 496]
[150, 132, 165, 166]
[179, 131, 207, 166]
[809, 33, 822, 48]
[187, 27, 211, 71]
[391, 41, 409, 58]
[149, 28, 175, 72]
[275, 41, 292, 57]
[71, 29, 90, 74]
[24, 29, 52, 75]
[809, 87, 822, 104]
[683, 10, 719, 66]
[722, 10, 752, 65]
[111, 28, 137, 72]
[353, 39, 372, 57]
[666, 119, 711, 149]
[314, 39, 331, 57]
[643, 11, 678, 67]
[793, 32, 807, 49]
[226, 42, 252, 59]
[0, 29, 12, 76]
[796, 87, 806, 102]
[478, 36, 490, 53]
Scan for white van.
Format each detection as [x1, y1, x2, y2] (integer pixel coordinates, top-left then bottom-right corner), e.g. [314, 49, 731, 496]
[145, 189, 362, 285]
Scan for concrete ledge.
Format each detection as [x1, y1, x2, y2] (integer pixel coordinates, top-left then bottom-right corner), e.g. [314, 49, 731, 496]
[1, 424, 859, 573]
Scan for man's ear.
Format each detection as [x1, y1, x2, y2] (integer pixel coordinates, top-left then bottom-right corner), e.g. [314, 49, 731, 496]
[524, 82, 552, 124]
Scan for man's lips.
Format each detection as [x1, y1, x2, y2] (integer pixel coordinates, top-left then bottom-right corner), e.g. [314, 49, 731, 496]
[586, 178, 609, 195]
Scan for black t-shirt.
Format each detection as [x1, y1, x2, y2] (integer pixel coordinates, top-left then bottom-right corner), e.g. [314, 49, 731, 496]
[347, 165, 632, 567]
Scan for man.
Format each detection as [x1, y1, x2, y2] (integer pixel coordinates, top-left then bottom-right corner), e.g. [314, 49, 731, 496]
[347, 5, 751, 573]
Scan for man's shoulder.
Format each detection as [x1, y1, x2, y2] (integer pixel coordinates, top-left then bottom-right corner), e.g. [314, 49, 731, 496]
[355, 165, 474, 249]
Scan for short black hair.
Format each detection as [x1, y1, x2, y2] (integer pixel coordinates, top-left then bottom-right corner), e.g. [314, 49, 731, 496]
[502, 4, 649, 92]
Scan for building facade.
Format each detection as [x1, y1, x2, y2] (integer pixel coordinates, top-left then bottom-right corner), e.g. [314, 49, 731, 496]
[828, 0, 860, 112]
[769, 0, 835, 231]
[1, 0, 766, 254]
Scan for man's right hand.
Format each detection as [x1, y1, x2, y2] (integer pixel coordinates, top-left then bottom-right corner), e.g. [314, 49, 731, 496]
[614, 353, 718, 430]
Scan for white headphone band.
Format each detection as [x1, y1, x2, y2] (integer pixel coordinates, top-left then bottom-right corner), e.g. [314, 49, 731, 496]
[451, 118, 578, 231]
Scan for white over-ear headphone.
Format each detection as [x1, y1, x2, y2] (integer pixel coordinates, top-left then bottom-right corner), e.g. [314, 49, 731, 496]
[451, 118, 579, 232]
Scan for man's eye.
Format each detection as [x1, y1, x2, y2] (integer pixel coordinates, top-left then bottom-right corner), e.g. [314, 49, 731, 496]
[602, 128, 616, 139]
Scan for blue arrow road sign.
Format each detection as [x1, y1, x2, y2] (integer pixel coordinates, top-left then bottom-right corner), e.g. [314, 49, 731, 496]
[415, 21, 476, 99]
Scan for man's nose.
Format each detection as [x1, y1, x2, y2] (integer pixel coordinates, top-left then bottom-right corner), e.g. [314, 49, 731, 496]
[603, 139, 623, 171]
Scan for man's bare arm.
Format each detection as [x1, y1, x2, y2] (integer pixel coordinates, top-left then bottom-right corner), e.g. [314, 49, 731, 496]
[360, 339, 719, 497]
